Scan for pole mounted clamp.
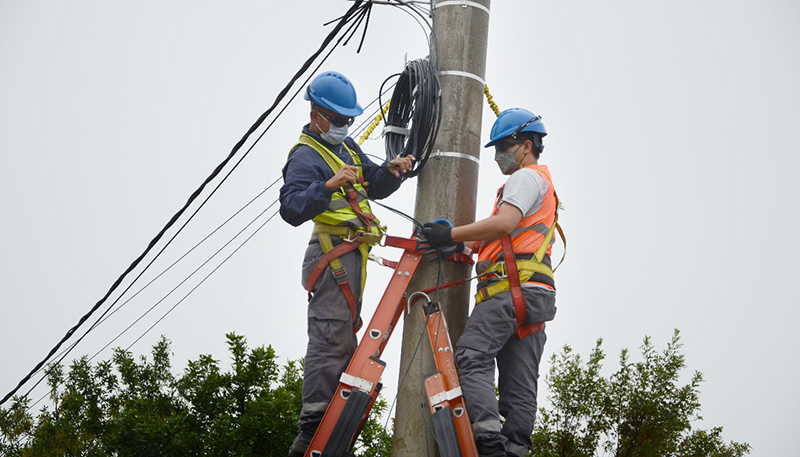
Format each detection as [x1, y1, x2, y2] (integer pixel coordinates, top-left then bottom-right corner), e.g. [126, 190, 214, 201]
[432, 150, 481, 166]
[382, 126, 411, 137]
[439, 70, 486, 87]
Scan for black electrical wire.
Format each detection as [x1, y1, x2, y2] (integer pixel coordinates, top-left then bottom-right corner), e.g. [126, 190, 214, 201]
[87, 178, 282, 337]
[99, 200, 281, 360]
[346, 185, 422, 228]
[348, 1, 448, 450]
[0, 0, 373, 409]
[46, 177, 282, 370]
[123, 208, 281, 353]
[6, 7, 441, 449]
[356, 1, 443, 179]
[16, 191, 282, 418]
[390, 1, 438, 60]
[383, 57, 442, 178]
[13, 205, 283, 443]
[345, 2, 449, 446]
[351, 82, 397, 141]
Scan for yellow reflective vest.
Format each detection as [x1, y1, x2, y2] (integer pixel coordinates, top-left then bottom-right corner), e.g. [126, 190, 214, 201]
[294, 134, 383, 236]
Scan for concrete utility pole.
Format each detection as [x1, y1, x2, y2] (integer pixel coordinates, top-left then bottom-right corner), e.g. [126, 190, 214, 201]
[392, 1, 491, 456]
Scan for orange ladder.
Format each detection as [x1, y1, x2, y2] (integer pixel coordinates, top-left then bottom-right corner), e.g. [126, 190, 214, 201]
[303, 232, 479, 457]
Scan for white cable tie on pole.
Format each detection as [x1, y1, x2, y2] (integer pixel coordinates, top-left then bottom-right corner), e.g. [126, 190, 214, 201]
[439, 70, 486, 87]
[432, 150, 480, 165]
[433, 0, 490, 15]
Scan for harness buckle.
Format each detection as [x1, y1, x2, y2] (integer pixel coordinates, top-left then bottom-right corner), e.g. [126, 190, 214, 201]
[486, 261, 508, 279]
[342, 228, 359, 243]
[331, 267, 349, 285]
[344, 230, 383, 246]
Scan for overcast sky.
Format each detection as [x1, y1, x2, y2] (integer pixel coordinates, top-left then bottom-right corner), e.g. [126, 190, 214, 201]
[2, 1, 798, 455]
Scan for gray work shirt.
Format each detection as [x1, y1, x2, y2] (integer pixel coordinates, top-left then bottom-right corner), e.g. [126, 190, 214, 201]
[500, 167, 551, 219]
[492, 167, 556, 293]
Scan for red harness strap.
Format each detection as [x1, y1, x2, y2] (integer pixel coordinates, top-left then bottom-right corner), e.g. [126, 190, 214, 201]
[305, 184, 378, 334]
[305, 239, 364, 333]
[501, 236, 544, 339]
[345, 186, 376, 229]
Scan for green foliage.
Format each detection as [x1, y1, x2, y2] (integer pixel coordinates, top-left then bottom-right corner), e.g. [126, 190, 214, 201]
[0, 334, 393, 457]
[352, 398, 393, 457]
[529, 330, 751, 457]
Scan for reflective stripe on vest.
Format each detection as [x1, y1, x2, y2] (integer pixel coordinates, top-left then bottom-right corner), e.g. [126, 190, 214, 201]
[476, 164, 558, 277]
[474, 164, 560, 340]
[293, 134, 383, 235]
[293, 134, 385, 335]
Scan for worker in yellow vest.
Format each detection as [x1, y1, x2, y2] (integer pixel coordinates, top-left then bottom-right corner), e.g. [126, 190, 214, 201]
[280, 71, 414, 457]
[421, 108, 560, 457]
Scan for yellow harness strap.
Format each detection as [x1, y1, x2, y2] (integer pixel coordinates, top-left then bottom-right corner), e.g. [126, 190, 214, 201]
[475, 260, 554, 305]
[474, 212, 561, 306]
[312, 223, 379, 302]
[296, 134, 387, 334]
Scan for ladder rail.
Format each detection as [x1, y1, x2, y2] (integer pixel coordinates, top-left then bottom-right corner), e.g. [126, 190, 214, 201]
[423, 304, 480, 457]
[306, 237, 423, 457]
[304, 233, 478, 457]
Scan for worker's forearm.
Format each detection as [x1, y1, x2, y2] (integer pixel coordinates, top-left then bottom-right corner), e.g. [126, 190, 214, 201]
[451, 217, 513, 243]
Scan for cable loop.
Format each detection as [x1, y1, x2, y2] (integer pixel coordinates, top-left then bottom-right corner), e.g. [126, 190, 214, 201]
[383, 57, 443, 178]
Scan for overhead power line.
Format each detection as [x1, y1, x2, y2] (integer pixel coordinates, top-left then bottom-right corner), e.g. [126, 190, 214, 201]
[1, 0, 374, 408]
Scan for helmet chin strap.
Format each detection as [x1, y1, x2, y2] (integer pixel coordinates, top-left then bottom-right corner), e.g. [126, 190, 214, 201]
[519, 141, 539, 166]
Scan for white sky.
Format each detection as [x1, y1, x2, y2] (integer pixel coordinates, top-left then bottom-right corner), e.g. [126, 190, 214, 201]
[1, 1, 798, 455]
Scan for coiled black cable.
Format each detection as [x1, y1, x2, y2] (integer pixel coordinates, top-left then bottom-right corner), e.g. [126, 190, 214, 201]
[382, 57, 442, 178]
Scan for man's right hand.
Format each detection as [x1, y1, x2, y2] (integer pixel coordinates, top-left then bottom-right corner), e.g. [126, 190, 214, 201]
[421, 221, 454, 249]
[418, 219, 465, 258]
[326, 165, 360, 191]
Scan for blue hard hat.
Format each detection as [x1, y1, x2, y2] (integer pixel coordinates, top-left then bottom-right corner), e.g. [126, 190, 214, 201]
[304, 71, 364, 117]
[484, 108, 547, 148]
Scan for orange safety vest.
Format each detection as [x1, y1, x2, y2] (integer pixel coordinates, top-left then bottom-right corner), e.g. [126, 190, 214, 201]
[478, 164, 557, 283]
[476, 164, 560, 338]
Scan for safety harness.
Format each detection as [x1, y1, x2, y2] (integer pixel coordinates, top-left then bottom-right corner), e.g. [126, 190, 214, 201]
[294, 134, 385, 333]
[474, 167, 566, 339]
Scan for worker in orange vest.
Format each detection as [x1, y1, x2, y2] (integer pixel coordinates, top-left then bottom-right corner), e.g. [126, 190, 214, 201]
[421, 108, 560, 457]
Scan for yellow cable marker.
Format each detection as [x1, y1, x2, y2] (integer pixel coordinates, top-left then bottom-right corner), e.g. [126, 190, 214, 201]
[358, 100, 392, 146]
[484, 84, 501, 117]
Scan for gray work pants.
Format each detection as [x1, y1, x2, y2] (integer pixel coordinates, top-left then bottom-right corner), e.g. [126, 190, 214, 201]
[455, 285, 556, 457]
[297, 240, 364, 434]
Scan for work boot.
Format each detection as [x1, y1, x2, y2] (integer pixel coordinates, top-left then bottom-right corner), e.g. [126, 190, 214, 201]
[287, 430, 315, 457]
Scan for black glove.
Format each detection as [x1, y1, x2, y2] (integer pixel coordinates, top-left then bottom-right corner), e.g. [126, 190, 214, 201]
[421, 221, 454, 249]
[419, 219, 465, 258]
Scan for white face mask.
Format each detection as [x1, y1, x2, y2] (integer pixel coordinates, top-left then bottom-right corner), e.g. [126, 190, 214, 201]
[494, 144, 522, 175]
[319, 122, 349, 145]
